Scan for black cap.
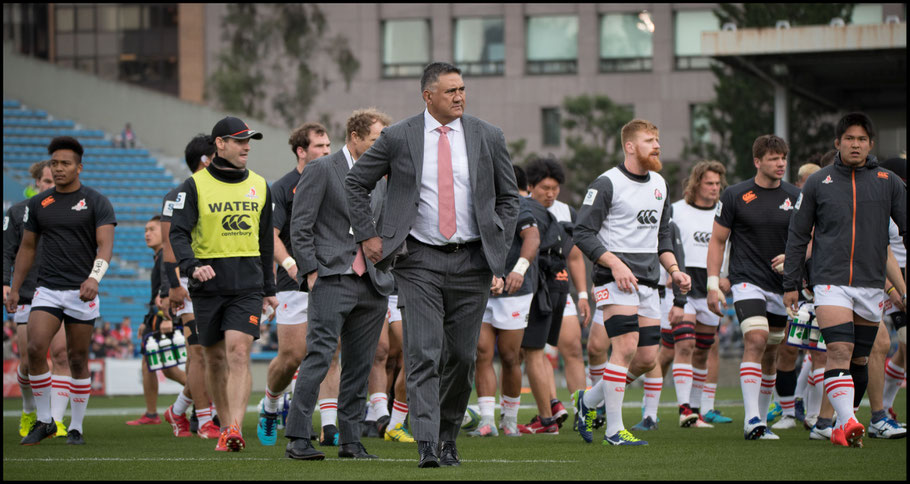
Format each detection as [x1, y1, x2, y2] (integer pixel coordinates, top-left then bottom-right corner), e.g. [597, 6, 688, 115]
[211, 116, 263, 140]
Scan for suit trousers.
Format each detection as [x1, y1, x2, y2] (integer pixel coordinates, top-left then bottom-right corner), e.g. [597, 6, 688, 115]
[394, 237, 494, 442]
[284, 274, 387, 444]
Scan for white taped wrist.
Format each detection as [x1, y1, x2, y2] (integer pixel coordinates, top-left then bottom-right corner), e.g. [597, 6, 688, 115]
[707, 276, 720, 291]
[577, 291, 588, 300]
[89, 259, 109, 283]
[281, 257, 297, 271]
[512, 257, 530, 276]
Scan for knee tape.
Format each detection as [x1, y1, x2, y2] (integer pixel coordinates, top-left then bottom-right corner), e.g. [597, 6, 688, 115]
[660, 329, 675, 348]
[673, 322, 696, 342]
[638, 325, 661, 347]
[820, 322, 855, 345]
[604, 314, 638, 338]
[695, 332, 715, 350]
[899, 326, 907, 344]
[851, 324, 879, 359]
[767, 329, 786, 345]
[740, 316, 769, 335]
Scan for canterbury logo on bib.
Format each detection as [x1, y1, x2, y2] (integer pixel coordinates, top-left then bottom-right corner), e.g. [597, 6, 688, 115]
[191, 169, 267, 259]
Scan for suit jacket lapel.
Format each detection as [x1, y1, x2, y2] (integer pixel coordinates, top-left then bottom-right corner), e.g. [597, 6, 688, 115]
[463, 115, 482, 192]
[406, 115, 424, 183]
[331, 151, 348, 186]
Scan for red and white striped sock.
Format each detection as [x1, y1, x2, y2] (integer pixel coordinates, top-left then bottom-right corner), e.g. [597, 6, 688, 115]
[625, 371, 641, 386]
[500, 395, 520, 420]
[883, 358, 906, 411]
[370, 392, 390, 419]
[602, 363, 628, 436]
[824, 372, 855, 428]
[51, 375, 71, 424]
[588, 363, 606, 387]
[642, 377, 663, 420]
[318, 398, 338, 427]
[18, 365, 35, 413]
[807, 368, 825, 418]
[780, 395, 796, 417]
[739, 363, 762, 423]
[477, 396, 496, 423]
[264, 386, 282, 413]
[29, 371, 52, 423]
[172, 389, 192, 416]
[672, 363, 693, 406]
[210, 403, 218, 420]
[197, 406, 213, 427]
[583, 379, 605, 408]
[702, 383, 717, 412]
[690, 367, 707, 411]
[68, 377, 92, 433]
[388, 399, 408, 428]
[758, 373, 776, 424]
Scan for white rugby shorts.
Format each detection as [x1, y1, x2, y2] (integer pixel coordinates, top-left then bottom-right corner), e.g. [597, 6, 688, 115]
[731, 282, 787, 316]
[175, 276, 194, 317]
[683, 297, 721, 327]
[813, 285, 885, 323]
[387, 294, 402, 324]
[483, 293, 533, 331]
[276, 290, 308, 325]
[592, 282, 660, 320]
[31, 286, 100, 321]
[659, 292, 673, 330]
[14, 304, 31, 324]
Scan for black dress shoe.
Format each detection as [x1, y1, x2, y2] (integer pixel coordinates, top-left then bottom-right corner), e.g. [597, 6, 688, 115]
[286, 438, 326, 460]
[375, 415, 390, 436]
[417, 440, 439, 468]
[339, 442, 377, 459]
[438, 440, 460, 467]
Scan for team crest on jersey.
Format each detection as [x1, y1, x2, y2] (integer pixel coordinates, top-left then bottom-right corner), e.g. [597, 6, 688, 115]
[822, 175, 833, 184]
[778, 198, 793, 211]
[71, 199, 88, 211]
[246, 187, 259, 199]
[654, 189, 663, 200]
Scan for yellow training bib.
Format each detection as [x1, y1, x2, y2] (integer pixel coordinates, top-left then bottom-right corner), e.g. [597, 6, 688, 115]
[190, 168, 267, 259]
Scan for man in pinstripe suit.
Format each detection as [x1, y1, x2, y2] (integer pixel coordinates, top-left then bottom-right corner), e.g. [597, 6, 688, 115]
[345, 62, 520, 467]
[284, 109, 394, 461]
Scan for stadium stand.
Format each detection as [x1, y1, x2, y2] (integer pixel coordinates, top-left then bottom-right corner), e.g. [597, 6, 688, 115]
[3, 99, 177, 347]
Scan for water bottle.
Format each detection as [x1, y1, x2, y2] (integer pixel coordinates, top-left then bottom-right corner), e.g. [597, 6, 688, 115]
[159, 333, 177, 369]
[816, 331, 826, 352]
[787, 307, 811, 347]
[145, 335, 163, 371]
[172, 327, 188, 365]
[808, 314, 821, 345]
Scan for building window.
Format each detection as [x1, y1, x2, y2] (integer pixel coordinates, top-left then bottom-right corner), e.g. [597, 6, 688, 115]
[382, 19, 430, 78]
[119, 5, 141, 31]
[674, 10, 719, 70]
[851, 4, 883, 24]
[76, 6, 95, 32]
[542, 108, 561, 147]
[526, 16, 578, 75]
[56, 6, 75, 33]
[98, 5, 118, 31]
[454, 17, 505, 76]
[690, 104, 712, 144]
[600, 12, 654, 72]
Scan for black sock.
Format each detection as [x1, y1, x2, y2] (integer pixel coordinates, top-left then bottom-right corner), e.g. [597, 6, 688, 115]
[849, 363, 868, 409]
[776, 369, 797, 399]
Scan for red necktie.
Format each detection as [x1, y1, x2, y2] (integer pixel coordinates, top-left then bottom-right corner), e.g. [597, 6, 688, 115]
[352, 245, 366, 276]
[436, 126, 456, 239]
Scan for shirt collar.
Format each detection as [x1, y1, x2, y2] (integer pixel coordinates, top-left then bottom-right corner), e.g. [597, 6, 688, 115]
[424, 108, 462, 134]
[341, 144, 354, 169]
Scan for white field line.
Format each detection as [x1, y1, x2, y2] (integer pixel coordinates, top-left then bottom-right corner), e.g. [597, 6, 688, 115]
[2, 457, 575, 464]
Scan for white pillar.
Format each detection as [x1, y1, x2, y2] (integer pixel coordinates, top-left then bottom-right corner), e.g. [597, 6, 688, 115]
[774, 83, 789, 182]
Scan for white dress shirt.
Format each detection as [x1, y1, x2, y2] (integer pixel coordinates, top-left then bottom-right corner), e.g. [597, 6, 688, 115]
[410, 109, 479, 245]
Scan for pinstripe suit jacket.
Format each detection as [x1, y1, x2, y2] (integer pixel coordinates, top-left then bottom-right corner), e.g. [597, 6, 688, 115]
[290, 149, 393, 296]
[344, 112, 520, 275]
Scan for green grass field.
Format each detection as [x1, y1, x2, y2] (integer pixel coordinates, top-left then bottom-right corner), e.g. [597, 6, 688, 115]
[3, 387, 906, 481]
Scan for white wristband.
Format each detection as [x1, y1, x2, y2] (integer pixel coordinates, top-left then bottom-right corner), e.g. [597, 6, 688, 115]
[707, 275, 720, 292]
[577, 291, 588, 300]
[281, 257, 297, 271]
[511, 257, 530, 276]
[89, 259, 109, 283]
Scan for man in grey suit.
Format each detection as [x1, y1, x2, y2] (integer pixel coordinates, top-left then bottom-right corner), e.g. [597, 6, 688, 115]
[284, 108, 394, 461]
[345, 62, 520, 468]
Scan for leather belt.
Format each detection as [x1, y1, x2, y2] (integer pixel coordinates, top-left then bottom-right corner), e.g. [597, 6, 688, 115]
[407, 235, 481, 254]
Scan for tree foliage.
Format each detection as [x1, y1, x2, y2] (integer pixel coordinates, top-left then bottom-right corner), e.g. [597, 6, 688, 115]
[208, 4, 360, 129]
[682, 3, 856, 182]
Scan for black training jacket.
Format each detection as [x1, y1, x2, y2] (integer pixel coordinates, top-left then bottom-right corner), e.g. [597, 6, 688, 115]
[784, 153, 907, 291]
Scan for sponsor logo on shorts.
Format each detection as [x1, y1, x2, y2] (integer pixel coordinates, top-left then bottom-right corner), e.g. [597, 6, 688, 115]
[512, 311, 521, 319]
[249, 315, 259, 325]
[71, 198, 88, 211]
[41, 195, 56, 207]
[595, 288, 610, 303]
[742, 191, 757, 204]
[88, 301, 96, 308]
[555, 269, 569, 282]
[878, 300, 884, 309]
[877, 171, 889, 179]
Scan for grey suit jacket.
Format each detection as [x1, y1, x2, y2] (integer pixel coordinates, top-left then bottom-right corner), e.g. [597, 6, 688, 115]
[290, 149, 394, 296]
[344, 112, 520, 275]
